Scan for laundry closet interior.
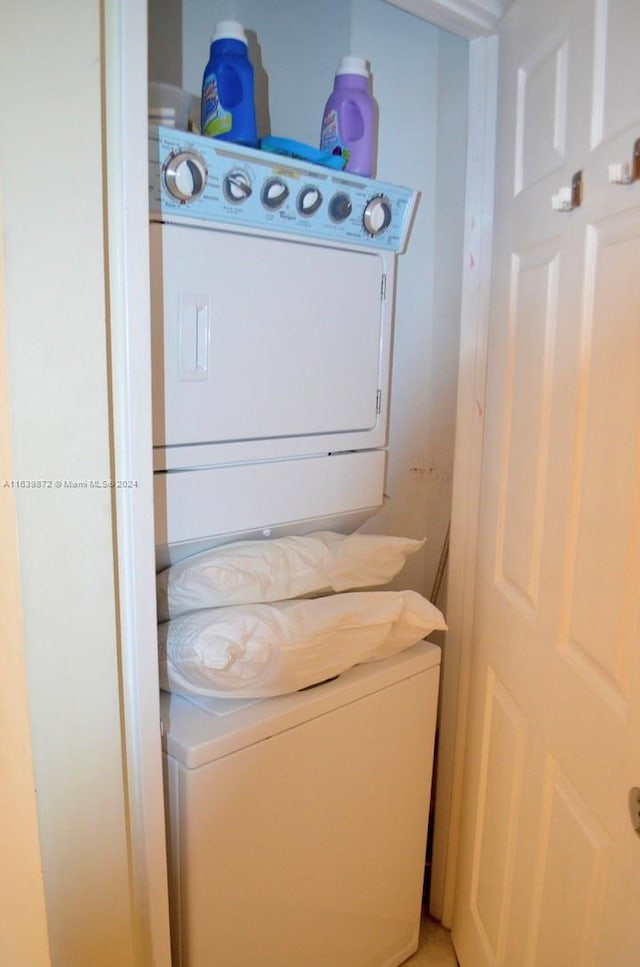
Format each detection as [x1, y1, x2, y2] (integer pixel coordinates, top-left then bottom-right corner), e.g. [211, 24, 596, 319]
[148, 0, 469, 595]
[146, 0, 470, 963]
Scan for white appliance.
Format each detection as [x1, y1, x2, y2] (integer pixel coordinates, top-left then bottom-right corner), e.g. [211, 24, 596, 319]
[149, 126, 417, 566]
[161, 641, 441, 967]
[150, 127, 439, 966]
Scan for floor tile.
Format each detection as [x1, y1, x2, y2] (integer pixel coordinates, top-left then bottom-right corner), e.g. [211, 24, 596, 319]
[403, 915, 459, 966]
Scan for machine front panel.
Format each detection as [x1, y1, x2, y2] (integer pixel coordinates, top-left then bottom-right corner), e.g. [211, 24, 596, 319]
[151, 223, 386, 451]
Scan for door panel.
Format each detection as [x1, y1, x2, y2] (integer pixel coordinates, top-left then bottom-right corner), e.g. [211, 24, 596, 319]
[525, 756, 611, 967]
[469, 669, 527, 963]
[452, 0, 640, 963]
[496, 244, 559, 613]
[591, 0, 640, 147]
[515, 36, 568, 194]
[561, 213, 640, 705]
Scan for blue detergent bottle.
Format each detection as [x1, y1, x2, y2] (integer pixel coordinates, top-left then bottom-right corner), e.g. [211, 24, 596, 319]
[201, 21, 257, 146]
[320, 56, 377, 177]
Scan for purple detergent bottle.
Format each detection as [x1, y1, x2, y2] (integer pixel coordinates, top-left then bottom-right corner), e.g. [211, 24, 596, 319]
[320, 56, 377, 177]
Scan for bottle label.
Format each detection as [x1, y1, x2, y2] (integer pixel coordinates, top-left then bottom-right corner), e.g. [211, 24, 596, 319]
[320, 108, 350, 166]
[202, 72, 232, 137]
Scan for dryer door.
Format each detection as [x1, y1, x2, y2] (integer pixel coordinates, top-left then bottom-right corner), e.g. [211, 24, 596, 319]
[151, 223, 388, 454]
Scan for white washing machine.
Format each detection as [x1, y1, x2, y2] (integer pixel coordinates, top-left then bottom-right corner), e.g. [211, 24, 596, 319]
[161, 641, 441, 967]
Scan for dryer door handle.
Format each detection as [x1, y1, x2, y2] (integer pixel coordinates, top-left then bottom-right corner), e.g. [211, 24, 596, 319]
[178, 293, 209, 382]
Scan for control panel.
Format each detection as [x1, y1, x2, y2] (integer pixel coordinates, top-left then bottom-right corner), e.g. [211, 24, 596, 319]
[149, 126, 418, 253]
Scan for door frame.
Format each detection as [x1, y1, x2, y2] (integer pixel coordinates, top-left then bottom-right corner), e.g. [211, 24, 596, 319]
[429, 33, 499, 924]
[106, 0, 500, 956]
[103, 1, 172, 963]
[385, 2, 502, 927]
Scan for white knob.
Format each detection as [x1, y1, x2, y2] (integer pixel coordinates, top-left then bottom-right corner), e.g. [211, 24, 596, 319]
[363, 196, 392, 236]
[261, 178, 289, 210]
[164, 151, 207, 202]
[223, 169, 253, 203]
[296, 186, 322, 216]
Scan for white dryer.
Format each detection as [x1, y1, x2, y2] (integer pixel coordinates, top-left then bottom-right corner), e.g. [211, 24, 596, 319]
[148, 126, 418, 566]
[161, 641, 441, 967]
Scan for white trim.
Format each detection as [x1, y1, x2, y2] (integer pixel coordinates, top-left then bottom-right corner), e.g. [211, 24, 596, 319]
[429, 33, 499, 925]
[103, 1, 172, 962]
[383, 0, 511, 37]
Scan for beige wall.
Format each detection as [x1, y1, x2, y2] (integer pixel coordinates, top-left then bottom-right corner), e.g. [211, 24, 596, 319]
[0, 197, 51, 967]
[0, 4, 136, 965]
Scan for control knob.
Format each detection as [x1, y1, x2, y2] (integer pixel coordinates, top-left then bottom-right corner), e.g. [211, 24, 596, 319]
[328, 192, 352, 223]
[297, 185, 323, 216]
[363, 195, 392, 236]
[164, 151, 207, 202]
[223, 168, 253, 203]
[261, 177, 289, 210]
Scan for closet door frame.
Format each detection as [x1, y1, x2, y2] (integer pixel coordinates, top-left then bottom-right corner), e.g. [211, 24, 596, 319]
[107, 0, 502, 956]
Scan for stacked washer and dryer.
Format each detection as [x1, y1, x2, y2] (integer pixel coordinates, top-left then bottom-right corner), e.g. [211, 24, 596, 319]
[150, 126, 442, 967]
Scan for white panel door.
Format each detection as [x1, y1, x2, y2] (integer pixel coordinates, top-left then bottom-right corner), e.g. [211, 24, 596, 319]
[150, 224, 385, 448]
[452, 1, 640, 964]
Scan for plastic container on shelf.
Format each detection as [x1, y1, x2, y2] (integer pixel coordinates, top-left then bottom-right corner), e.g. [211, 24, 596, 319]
[149, 82, 199, 132]
[320, 55, 377, 177]
[200, 20, 257, 146]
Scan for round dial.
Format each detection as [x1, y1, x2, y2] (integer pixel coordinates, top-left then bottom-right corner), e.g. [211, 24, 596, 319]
[328, 192, 352, 223]
[164, 151, 207, 202]
[297, 185, 323, 217]
[362, 195, 392, 236]
[261, 177, 289, 210]
[223, 168, 253, 204]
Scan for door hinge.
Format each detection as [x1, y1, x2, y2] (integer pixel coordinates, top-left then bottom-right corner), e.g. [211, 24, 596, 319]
[376, 389, 382, 414]
[380, 274, 387, 300]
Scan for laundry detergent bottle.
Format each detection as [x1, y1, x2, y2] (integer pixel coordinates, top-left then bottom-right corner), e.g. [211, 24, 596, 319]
[201, 20, 257, 146]
[320, 56, 376, 177]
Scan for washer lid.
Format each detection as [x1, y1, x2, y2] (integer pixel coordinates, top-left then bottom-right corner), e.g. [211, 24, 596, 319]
[161, 640, 441, 769]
